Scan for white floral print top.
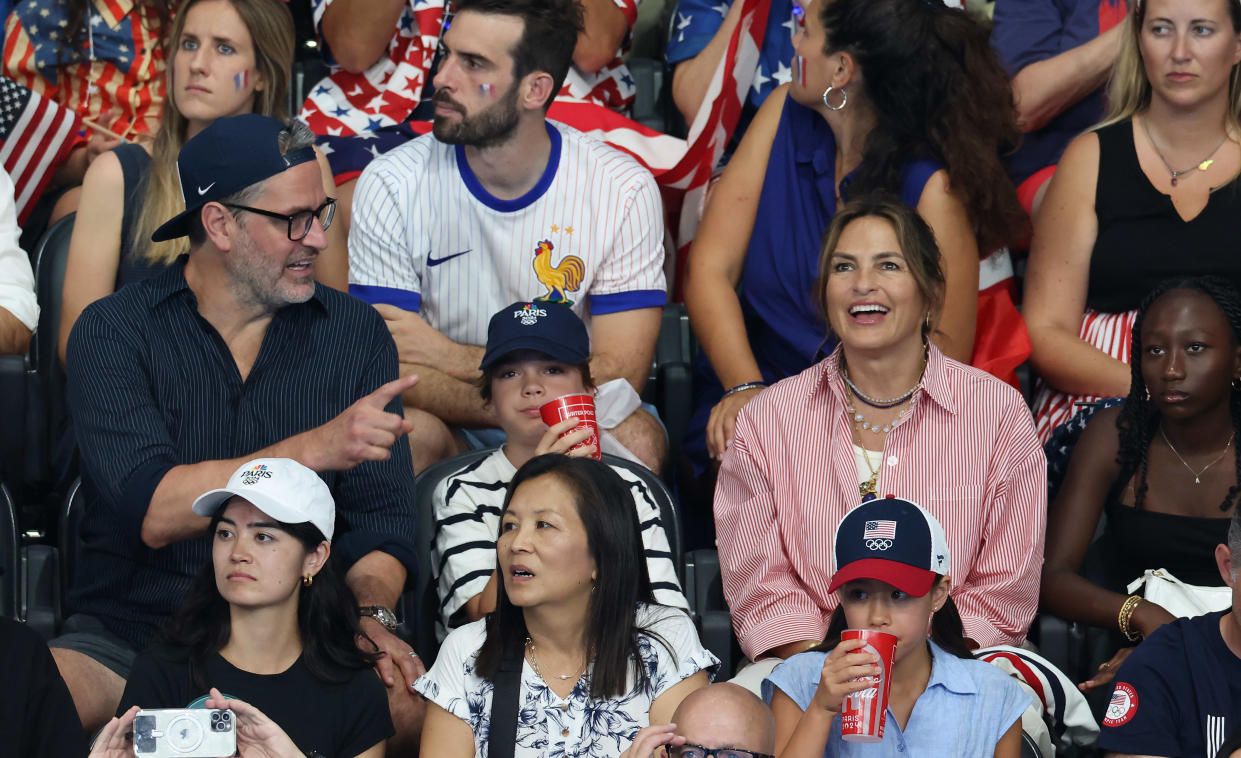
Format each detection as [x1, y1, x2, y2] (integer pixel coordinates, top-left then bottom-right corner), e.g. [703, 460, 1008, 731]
[414, 604, 718, 757]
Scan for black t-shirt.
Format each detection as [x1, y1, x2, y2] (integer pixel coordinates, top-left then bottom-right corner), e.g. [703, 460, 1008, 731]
[1100, 611, 1241, 758]
[118, 647, 393, 758]
[0, 618, 87, 758]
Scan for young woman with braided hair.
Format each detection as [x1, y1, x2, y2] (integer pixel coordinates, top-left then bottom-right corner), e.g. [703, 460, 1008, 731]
[1042, 276, 1241, 693]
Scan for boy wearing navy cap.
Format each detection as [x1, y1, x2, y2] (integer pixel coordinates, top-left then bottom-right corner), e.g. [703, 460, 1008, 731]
[58, 115, 422, 744]
[431, 301, 688, 638]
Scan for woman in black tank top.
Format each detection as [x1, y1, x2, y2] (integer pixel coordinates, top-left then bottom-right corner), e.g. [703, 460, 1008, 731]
[1042, 277, 1240, 694]
[1023, 0, 1241, 442]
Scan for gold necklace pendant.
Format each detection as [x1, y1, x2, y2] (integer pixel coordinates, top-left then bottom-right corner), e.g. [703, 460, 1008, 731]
[859, 472, 877, 499]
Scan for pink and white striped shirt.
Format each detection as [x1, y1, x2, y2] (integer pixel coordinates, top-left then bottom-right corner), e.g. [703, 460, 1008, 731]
[715, 345, 1046, 660]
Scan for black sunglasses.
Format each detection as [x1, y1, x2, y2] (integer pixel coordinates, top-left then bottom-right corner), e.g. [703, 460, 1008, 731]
[222, 198, 336, 241]
[670, 745, 775, 758]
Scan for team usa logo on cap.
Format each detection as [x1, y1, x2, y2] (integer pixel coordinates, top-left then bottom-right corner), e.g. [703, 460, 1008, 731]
[863, 519, 897, 551]
[515, 303, 548, 326]
[240, 463, 273, 486]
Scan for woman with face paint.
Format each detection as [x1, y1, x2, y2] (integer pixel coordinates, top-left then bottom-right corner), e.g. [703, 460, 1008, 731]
[1024, 0, 1241, 443]
[58, 0, 346, 368]
[681, 0, 1024, 477]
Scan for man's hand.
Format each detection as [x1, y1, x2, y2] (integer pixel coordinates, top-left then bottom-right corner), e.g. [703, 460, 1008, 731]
[374, 304, 475, 376]
[302, 375, 417, 470]
[620, 723, 687, 758]
[360, 616, 427, 693]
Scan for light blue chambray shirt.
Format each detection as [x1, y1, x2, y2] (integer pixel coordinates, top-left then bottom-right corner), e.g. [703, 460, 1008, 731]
[762, 640, 1032, 757]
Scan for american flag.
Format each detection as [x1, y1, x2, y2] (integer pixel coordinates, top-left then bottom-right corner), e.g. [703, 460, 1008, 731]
[863, 520, 897, 540]
[0, 78, 80, 225]
[1109, 689, 1126, 707]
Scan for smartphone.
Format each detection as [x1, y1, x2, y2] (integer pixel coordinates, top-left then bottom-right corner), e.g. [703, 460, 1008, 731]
[132, 708, 237, 757]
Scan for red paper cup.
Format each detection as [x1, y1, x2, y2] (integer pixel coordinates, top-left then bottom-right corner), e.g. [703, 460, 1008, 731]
[539, 394, 601, 460]
[839, 629, 898, 742]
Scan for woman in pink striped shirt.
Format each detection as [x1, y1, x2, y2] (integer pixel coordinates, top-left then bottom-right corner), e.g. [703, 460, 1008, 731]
[715, 194, 1045, 668]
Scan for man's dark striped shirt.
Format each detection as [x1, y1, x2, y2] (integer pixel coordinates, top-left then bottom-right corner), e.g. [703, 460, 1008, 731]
[66, 260, 417, 651]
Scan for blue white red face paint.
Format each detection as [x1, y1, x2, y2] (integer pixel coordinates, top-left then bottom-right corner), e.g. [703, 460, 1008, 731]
[234, 70, 249, 91]
[479, 83, 495, 97]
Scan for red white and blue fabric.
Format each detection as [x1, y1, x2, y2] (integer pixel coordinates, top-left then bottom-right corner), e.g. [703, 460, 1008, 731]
[299, 0, 639, 141]
[3, 0, 166, 140]
[1031, 309, 1136, 443]
[976, 645, 1100, 755]
[0, 77, 79, 224]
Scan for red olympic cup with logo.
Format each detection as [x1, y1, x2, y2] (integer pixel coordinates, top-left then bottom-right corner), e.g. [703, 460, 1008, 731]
[839, 629, 898, 742]
[539, 394, 601, 460]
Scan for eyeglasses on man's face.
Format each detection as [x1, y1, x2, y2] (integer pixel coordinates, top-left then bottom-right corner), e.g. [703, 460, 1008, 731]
[670, 745, 775, 758]
[222, 198, 336, 241]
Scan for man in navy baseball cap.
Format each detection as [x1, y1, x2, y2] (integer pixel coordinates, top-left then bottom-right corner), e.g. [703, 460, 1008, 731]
[58, 114, 426, 744]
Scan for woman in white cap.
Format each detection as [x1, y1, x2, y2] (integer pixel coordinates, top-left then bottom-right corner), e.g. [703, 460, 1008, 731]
[108, 458, 393, 757]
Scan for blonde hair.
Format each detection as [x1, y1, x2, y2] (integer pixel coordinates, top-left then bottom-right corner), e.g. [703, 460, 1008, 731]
[131, 0, 294, 263]
[1099, 0, 1241, 130]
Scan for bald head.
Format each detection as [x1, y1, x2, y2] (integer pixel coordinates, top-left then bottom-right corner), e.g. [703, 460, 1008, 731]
[671, 683, 776, 754]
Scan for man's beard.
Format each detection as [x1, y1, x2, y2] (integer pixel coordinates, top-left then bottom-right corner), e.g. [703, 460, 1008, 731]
[432, 86, 521, 148]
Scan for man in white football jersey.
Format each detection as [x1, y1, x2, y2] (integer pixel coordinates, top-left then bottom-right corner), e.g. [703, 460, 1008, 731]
[349, 0, 667, 473]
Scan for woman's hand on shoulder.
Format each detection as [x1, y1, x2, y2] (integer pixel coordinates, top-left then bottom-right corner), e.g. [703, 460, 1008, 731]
[809, 638, 879, 715]
[706, 385, 764, 460]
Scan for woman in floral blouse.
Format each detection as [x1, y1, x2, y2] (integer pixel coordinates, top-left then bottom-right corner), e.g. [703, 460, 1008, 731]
[415, 455, 717, 757]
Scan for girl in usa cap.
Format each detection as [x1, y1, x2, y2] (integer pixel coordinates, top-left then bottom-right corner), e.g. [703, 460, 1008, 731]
[760, 496, 1033, 756]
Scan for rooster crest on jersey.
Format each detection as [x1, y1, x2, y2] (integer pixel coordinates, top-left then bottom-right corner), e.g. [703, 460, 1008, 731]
[532, 239, 585, 306]
[514, 304, 548, 326]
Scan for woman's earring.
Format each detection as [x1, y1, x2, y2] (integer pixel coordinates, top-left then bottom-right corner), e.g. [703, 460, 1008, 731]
[1232, 377, 1241, 391]
[302, 574, 313, 588]
[822, 85, 847, 111]
[1144, 386, 1151, 402]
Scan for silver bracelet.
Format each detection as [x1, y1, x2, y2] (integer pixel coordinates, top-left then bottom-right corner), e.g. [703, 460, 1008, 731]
[722, 381, 767, 399]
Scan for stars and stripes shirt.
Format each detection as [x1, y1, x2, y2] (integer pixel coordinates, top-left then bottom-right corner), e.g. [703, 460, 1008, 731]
[299, 0, 640, 139]
[348, 121, 666, 344]
[431, 449, 688, 640]
[4, 0, 166, 140]
[715, 345, 1046, 660]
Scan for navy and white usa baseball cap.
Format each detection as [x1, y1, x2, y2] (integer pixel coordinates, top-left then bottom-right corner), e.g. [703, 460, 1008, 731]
[826, 496, 951, 597]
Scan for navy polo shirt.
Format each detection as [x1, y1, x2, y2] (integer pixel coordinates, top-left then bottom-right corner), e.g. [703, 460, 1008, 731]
[1100, 610, 1241, 758]
[65, 258, 418, 651]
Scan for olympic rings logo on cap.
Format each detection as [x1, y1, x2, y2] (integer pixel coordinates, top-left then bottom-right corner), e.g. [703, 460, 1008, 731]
[865, 538, 893, 551]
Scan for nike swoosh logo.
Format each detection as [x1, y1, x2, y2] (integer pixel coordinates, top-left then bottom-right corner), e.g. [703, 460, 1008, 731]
[427, 249, 472, 267]
[196, 182, 216, 196]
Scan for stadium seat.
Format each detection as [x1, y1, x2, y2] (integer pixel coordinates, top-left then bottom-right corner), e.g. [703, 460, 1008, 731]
[645, 303, 693, 482]
[411, 449, 492, 663]
[0, 355, 29, 503]
[682, 548, 741, 679]
[0, 482, 18, 619]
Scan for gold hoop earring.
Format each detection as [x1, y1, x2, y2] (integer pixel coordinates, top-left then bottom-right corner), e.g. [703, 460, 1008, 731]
[302, 574, 313, 587]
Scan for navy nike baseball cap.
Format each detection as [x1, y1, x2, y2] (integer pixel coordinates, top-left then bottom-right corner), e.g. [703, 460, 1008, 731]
[152, 114, 317, 242]
[827, 496, 951, 597]
[479, 301, 590, 369]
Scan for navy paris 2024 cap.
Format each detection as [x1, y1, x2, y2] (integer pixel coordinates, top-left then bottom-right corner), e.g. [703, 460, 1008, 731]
[151, 114, 317, 242]
[479, 301, 590, 370]
[826, 496, 951, 598]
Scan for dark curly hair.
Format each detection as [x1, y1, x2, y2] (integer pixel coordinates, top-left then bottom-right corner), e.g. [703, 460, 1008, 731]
[1116, 276, 1241, 512]
[819, 0, 1026, 254]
